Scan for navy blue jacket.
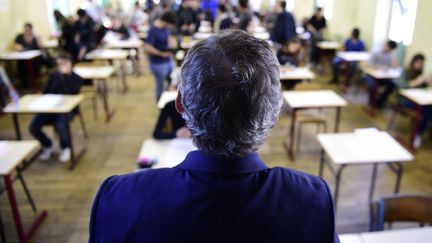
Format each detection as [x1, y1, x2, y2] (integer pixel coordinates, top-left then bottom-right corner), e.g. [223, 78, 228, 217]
[271, 11, 297, 45]
[89, 151, 339, 243]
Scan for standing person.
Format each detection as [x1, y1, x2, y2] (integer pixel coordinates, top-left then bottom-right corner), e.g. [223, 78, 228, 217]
[74, 9, 96, 61]
[177, 0, 198, 35]
[307, 7, 326, 67]
[149, 1, 171, 25]
[237, 0, 252, 31]
[398, 54, 431, 148]
[364, 40, 398, 108]
[214, 4, 232, 33]
[270, 0, 297, 46]
[144, 13, 177, 102]
[54, 10, 77, 59]
[29, 52, 83, 163]
[90, 30, 339, 243]
[14, 22, 44, 88]
[329, 28, 366, 84]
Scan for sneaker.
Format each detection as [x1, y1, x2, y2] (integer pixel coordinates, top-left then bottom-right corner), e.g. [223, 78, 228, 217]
[39, 146, 53, 161]
[413, 135, 423, 149]
[59, 148, 71, 163]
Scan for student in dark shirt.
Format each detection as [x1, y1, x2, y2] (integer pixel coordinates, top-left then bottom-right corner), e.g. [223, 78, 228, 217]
[329, 28, 366, 84]
[214, 4, 232, 33]
[54, 10, 77, 59]
[277, 38, 301, 67]
[153, 100, 190, 139]
[177, 0, 197, 35]
[75, 9, 96, 61]
[29, 52, 83, 163]
[145, 12, 176, 102]
[270, 0, 296, 46]
[14, 22, 43, 88]
[237, 0, 252, 31]
[110, 16, 130, 40]
[308, 7, 326, 66]
[399, 54, 431, 148]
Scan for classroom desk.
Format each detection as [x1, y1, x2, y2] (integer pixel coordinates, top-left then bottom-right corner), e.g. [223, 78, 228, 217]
[85, 49, 129, 92]
[279, 67, 315, 81]
[0, 140, 47, 243]
[198, 25, 212, 33]
[317, 129, 413, 209]
[73, 66, 116, 122]
[317, 41, 341, 50]
[398, 88, 432, 149]
[42, 39, 58, 50]
[252, 32, 270, 40]
[104, 39, 143, 49]
[362, 67, 402, 116]
[0, 50, 42, 91]
[138, 138, 195, 169]
[3, 94, 86, 170]
[283, 90, 347, 161]
[336, 52, 371, 90]
[193, 32, 213, 40]
[157, 91, 178, 109]
[339, 227, 432, 243]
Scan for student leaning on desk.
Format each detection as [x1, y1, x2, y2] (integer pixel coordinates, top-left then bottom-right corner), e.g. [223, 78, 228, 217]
[29, 52, 83, 163]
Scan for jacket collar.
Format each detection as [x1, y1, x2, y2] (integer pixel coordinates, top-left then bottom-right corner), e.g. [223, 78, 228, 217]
[175, 150, 268, 173]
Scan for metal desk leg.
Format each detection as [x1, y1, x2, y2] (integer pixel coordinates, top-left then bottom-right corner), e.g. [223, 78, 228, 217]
[284, 108, 297, 161]
[369, 164, 378, 202]
[12, 113, 22, 140]
[319, 149, 325, 177]
[334, 165, 346, 209]
[409, 105, 422, 150]
[16, 169, 37, 212]
[98, 79, 115, 123]
[394, 163, 403, 193]
[4, 174, 47, 243]
[67, 115, 86, 170]
[335, 107, 341, 132]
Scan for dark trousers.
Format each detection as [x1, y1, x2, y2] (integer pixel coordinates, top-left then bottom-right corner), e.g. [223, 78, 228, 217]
[364, 75, 396, 107]
[331, 57, 357, 84]
[402, 99, 432, 135]
[29, 114, 73, 149]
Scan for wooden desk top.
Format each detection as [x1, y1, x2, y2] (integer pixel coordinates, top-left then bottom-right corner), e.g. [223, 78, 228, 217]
[74, 66, 115, 80]
[86, 49, 129, 60]
[400, 88, 432, 106]
[43, 39, 59, 49]
[3, 94, 84, 114]
[252, 32, 270, 40]
[0, 140, 40, 175]
[338, 234, 363, 243]
[138, 138, 195, 169]
[360, 227, 432, 243]
[317, 128, 413, 165]
[317, 41, 341, 50]
[0, 50, 42, 60]
[157, 91, 178, 109]
[104, 39, 143, 49]
[362, 67, 402, 79]
[337, 51, 371, 62]
[193, 32, 213, 40]
[283, 90, 347, 108]
[180, 40, 198, 49]
[280, 67, 315, 80]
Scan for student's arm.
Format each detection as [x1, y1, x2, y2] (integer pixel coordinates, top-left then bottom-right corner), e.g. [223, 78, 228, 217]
[408, 74, 427, 88]
[144, 31, 171, 57]
[67, 73, 84, 94]
[14, 35, 24, 51]
[35, 35, 43, 49]
[43, 73, 56, 94]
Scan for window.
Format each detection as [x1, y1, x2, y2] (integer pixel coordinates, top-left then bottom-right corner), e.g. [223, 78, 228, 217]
[315, 0, 334, 20]
[388, 0, 418, 45]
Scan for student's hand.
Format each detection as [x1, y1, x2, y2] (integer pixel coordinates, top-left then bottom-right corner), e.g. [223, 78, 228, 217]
[160, 51, 172, 58]
[176, 127, 191, 138]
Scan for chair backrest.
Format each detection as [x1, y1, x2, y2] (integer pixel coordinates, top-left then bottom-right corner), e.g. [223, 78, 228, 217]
[370, 194, 432, 231]
[294, 82, 322, 91]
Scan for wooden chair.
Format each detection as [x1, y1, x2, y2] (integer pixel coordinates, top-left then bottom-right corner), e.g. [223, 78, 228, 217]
[387, 98, 417, 131]
[370, 194, 432, 231]
[81, 85, 98, 120]
[294, 82, 327, 153]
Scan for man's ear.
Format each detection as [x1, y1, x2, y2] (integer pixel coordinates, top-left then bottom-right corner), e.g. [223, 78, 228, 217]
[175, 91, 185, 113]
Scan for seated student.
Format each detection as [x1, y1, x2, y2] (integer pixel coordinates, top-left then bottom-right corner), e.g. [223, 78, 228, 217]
[14, 23, 44, 88]
[399, 54, 431, 148]
[110, 15, 130, 40]
[364, 40, 398, 108]
[277, 38, 301, 67]
[214, 4, 232, 33]
[153, 100, 191, 139]
[329, 28, 366, 84]
[177, 0, 197, 35]
[74, 9, 96, 61]
[29, 52, 83, 163]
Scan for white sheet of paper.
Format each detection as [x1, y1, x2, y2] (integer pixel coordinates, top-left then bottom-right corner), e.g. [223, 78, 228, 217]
[0, 142, 10, 158]
[28, 95, 64, 111]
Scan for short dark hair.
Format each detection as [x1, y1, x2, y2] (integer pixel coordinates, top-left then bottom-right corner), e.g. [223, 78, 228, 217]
[218, 4, 227, 13]
[352, 28, 360, 39]
[24, 22, 33, 29]
[160, 12, 177, 25]
[387, 40, 398, 50]
[180, 30, 282, 158]
[316, 7, 323, 12]
[56, 51, 73, 62]
[239, 0, 249, 8]
[280, 1, 287, 10]
[77, 9, 87, 17]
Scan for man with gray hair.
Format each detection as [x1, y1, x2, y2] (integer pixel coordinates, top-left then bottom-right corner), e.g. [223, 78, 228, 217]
[89, 30, 339, 243]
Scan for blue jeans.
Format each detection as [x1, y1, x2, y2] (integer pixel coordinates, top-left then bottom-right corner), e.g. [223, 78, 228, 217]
[364, 75, 396, 107]
[150, 61, 174, 102]
[331, 57, 357, 84]
[29, 114, 73, 149]
[401, 99, 432, 135]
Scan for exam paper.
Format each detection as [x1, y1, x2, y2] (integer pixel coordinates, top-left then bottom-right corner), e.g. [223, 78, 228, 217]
[28, 95, 64, 111]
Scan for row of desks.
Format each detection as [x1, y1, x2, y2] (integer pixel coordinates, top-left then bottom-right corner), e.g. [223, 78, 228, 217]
[340, 227, 432, 243]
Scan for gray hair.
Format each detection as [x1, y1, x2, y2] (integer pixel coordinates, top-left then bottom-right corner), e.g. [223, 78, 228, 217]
[179, 30, 282, 158]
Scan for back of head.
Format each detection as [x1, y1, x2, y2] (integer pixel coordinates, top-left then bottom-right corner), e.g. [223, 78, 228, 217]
[239, 0, 249, 9]
[387, 40, 398, 50]
[180, 30, 282, 158]
[77, 9, 87, 18]
[160, 12, 177, 25]
[218, 4, 227, 13]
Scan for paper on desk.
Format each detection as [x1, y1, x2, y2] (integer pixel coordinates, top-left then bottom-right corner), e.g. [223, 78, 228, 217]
[28, 95, 64, 111]
[0, 142, 10, 158]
